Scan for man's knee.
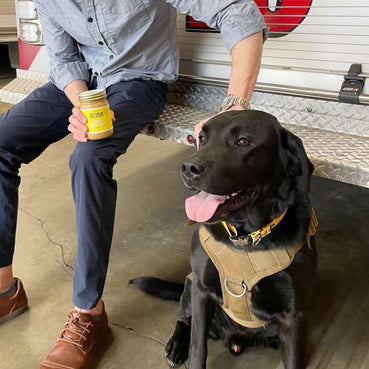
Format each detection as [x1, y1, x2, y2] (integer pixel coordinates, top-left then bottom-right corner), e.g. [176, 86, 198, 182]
[69, 142, 116, 175]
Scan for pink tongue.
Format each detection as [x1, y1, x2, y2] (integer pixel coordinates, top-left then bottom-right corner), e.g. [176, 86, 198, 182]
[185, 191, 227, 222]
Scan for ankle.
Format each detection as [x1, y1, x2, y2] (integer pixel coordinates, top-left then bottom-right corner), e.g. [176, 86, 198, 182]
[0, 265, 14, 293]
[0, 279, 17, 297]
[75, 299, 104, 316]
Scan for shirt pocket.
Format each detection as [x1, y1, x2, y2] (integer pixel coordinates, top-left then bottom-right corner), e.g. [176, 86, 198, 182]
[101, 0, 151, 36]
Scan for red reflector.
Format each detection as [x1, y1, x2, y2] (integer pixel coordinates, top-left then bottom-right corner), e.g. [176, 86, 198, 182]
[187, 135, 195, 144]
[147, 125, 155, 134]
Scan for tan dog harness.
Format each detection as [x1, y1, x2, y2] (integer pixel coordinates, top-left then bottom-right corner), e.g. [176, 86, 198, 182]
[198, 210, 318, 328]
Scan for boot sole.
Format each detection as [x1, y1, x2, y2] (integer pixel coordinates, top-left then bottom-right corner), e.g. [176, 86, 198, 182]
[0, 304, 28, 326]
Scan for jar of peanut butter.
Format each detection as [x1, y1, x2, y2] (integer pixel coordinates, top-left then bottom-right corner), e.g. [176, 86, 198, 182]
[79, 89, 113, 140]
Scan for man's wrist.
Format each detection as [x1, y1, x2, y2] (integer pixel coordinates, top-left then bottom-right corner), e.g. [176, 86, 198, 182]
[220, 94, 250, 111]
[64, 80, 89, 107]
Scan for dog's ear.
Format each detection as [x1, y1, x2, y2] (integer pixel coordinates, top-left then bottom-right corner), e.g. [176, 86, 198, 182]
[281, 128, 314, 188]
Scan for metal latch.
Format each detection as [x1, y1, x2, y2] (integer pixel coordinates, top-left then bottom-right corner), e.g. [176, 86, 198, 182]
[339, 64, 365, 104]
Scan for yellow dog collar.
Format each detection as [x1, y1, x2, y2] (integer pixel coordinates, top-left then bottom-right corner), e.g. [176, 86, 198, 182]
[222, 209, 288, 247]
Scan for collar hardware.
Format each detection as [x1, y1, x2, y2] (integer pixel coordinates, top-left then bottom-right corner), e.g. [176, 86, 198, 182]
[223, 209, 288, 247]
[230, 234, 255, 247]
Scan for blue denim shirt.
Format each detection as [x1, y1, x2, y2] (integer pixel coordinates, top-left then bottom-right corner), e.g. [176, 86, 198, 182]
[33, 0, 267, 91]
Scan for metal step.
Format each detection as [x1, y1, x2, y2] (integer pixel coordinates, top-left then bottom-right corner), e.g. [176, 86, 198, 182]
[0, 76, 46, 104]
[1, 76, 369, 188]
[143, 104, 369, 189]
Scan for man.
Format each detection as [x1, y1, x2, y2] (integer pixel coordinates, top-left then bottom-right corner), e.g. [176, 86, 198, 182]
[0, 0, 267, 368]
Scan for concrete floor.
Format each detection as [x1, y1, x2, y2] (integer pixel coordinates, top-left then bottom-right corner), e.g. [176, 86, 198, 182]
[1, 77, 369, 369]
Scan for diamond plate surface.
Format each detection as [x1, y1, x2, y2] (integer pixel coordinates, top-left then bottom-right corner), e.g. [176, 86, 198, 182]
[0, 77, 46, 104]
[168, 81, 369, 137]
[141, 105, 210, 145]
[283, 123, 369, 188]
[16, 69, 49, 83]
[141, 104, 369, 189]
[252, 93, 369, 138]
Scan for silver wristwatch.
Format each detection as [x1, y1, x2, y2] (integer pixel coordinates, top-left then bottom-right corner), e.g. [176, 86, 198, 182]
[220, 94, 250, 111]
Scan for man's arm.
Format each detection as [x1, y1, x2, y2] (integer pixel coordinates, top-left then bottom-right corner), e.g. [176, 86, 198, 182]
[64, 80, 89, 142]
[34, 1, 90, 92]
[64, 80, 88, 108]
[166, 0, 267, 140]
[194, 30, 264, 146]
[228, 31, 263, 103]
[34, 1, 92, 142]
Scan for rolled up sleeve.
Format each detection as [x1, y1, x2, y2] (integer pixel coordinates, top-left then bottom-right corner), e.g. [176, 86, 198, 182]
[165, 0, 268, 51]
[34, 1, 90, 90]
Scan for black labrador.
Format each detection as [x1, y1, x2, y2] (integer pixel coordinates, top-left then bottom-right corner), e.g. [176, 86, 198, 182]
[131, 110, 317, 369]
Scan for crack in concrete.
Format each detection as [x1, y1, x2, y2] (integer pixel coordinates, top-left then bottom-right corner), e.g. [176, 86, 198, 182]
[109, 321, 189, 368]
[110, 321, 166, 346]
[18, 207, 190, 367]
[19, 207, 74, 272]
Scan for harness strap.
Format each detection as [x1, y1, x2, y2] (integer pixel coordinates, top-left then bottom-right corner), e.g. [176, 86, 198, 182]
[198, 209, 318, 328]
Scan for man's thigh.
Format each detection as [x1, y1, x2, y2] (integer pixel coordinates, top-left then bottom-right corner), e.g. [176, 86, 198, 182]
[0, 82, 72, 164]
[108, 79, 166, 146]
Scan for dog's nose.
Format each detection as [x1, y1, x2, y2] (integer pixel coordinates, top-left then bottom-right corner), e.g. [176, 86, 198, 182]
[181, 161, 205, 179]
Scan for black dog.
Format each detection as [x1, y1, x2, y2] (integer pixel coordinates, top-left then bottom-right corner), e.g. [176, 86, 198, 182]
[131, 110, 318, 369]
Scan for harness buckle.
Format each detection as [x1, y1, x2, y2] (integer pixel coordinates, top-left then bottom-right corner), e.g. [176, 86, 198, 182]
[250, 231, 262, 246]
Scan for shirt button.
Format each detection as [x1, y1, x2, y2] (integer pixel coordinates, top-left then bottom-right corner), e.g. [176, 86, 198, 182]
[98, 41, 104, 45]
[94, 72, 98, 76]
[87, 17, 93, 23]
[109, 55, 114, 60]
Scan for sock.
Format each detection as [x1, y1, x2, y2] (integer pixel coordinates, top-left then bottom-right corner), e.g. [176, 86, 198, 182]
[0, 279, 17, 298]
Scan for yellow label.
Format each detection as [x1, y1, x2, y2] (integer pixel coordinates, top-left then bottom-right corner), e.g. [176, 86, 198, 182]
[81, 105, 113, 134]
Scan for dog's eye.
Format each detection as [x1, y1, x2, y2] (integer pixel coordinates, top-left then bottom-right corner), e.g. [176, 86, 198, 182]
[236, 138, 250, 146]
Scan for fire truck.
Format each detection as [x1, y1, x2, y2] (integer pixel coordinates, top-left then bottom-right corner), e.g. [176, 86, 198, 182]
[1, 0, 369, 188]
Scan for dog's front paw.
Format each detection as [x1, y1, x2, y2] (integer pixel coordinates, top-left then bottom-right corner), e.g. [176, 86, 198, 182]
[165, 332, 190, 367]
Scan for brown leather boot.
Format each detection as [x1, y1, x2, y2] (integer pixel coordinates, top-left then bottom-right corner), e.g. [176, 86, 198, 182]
[40, 304, 108, 369]
[0, 277, 28, 325]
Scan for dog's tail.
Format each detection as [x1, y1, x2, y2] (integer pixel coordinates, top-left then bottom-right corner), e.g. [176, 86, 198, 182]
[129, 277, 184, 301]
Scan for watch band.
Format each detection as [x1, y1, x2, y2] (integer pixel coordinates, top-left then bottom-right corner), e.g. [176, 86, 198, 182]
[221, 94, 250, 111]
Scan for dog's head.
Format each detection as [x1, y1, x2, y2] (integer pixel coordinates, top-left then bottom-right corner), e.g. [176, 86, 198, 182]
[182, 110, 313, 225]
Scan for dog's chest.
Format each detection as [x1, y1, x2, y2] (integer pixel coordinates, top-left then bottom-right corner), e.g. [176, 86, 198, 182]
[199, 225, 305, 328]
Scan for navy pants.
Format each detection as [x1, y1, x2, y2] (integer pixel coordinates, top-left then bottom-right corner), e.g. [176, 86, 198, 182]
[0, 80, 166, 309]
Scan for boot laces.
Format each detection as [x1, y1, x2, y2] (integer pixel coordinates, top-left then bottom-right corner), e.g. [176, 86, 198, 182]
[59, 312, 93, 353]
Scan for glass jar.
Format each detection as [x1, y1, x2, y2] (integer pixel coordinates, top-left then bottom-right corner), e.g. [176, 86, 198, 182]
[79, 89, 113, 140]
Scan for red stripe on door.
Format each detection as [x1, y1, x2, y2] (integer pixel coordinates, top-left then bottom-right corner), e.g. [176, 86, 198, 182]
[18, 39, 42, 70]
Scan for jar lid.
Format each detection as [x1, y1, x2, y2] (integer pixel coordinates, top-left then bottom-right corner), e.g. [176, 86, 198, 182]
[79, 89, 107, 102]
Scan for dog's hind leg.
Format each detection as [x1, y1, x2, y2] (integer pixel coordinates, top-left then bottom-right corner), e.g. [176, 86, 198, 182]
[277, 311, 307, 369]
[166, 277, 192, 367]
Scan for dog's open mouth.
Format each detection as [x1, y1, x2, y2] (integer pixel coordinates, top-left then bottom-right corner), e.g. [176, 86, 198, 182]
[185, 190, 252, 222]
